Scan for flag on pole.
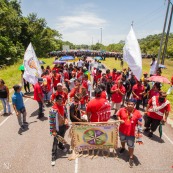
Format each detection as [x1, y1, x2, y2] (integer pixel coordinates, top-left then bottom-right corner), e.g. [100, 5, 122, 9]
[123, 26, 142, 81]
[23, 43, 42, 84]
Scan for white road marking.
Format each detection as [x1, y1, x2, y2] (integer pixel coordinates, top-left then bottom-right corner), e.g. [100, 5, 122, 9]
[163, 132, 173, 145]
[74, 157, 78, 173]
[0, 98, 29, 128]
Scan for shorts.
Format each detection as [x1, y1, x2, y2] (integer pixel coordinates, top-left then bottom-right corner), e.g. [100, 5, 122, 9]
[119, 132, 135, 148]
[111, 102, 121, 110]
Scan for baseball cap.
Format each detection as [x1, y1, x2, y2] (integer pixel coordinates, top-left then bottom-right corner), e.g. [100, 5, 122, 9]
[57, 83, 62, 86]
[38, 78, 43, 83]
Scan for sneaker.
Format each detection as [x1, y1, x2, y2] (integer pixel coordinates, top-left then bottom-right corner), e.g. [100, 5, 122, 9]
[129, 158, 134, 168]
[20, 125, 25, 130]
[148, 132, 153, 138]
[119, 148, 125, 154]
[62, 147, 67, 153]
[51, 160, 55, 166]
[144, 128, 150, 132]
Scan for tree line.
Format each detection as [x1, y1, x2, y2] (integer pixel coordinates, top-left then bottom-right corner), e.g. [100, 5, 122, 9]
[1, 0, 173, 66]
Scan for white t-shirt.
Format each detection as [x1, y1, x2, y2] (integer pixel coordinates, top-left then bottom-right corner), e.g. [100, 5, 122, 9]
[77, 60, 83, 67]
[150, 60, 157, 75]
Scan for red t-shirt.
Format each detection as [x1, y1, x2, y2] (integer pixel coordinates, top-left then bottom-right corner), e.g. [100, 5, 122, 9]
[147, 96, 171, 120]
[95, 74, 101, 82]
[80, 95, 89, 104]
[100, 91, 107, 99]
[51, 91, 67, 104]
[34, 83, 43, 101]
[132, 84, 145, 100]
[111, 84, 126, 103]
[171, 76, 173, 85]
[148, 89, 159, 99]
[70, 88, 80, 98]
[52, 74, 61, 87]
[52, 67, 59, 73]
[82, 80, 88, 90]
[64, 71, 69, 80]
[52, 103, 65, 116]
[86, 98, 111, 122]
[115, 74, 122, 83]
[117, 107, 142, 136]
[42, 75, 52, 91]
[111, 72, 117, 81]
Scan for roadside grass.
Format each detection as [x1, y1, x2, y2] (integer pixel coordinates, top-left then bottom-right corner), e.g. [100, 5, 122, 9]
[0, 57, 55, 112]
[0, 57, 172, 119]
[102, 58, 173, 118]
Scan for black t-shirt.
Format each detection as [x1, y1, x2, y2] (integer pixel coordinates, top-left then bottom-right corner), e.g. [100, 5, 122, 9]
[70, 103, 81, 122]
[106, 81, 114, 94]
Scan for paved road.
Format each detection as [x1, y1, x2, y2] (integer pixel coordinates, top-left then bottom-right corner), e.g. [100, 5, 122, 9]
[0, 94, 173, 173]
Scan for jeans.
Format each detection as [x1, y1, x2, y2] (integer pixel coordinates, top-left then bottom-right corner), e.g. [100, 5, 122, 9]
[37, 101, 43, 117]
[52, 125, 66, 161]
[17, 109, 26, 126]
[0, 98, 11, 114]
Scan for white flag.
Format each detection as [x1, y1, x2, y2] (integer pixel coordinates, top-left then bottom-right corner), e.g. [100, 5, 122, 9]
[123, 26, 142, 81]
[23, 43, 42, 84]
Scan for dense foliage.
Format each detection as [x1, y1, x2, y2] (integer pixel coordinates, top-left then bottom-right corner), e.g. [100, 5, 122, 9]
[0, 0, 62, 65]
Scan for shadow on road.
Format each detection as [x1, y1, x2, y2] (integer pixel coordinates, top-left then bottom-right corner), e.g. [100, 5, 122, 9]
[116, 149, 141, 166]
[30, 109, 39, 117]
[143, 132, 165, 143]
[55, 144, 71, 160]
[18, 126, 29, 135]
[39, 116, 48, 121]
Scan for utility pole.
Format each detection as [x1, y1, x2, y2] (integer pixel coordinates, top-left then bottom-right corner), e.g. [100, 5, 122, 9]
[156, 0, 170, 69]
[161, 3, 173, 64]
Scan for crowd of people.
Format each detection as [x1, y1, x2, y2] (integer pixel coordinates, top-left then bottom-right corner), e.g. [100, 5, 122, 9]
[0, 57, 172, 167]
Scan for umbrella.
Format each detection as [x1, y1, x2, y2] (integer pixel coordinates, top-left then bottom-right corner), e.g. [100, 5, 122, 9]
[59, 56, 74, 61]
[159, 64, 166, 69]
[53, 60, 66, 64]
[19, 64, 24, 71]
[39, 60, 46, 64]
[94, 56, 103, 60]
[147, 75, 170, 84]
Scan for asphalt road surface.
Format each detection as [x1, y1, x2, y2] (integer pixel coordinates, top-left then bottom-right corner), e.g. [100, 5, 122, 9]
[0, 93, 173, 173]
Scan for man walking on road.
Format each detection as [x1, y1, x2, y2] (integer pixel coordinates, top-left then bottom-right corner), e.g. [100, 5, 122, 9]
[117, 99, 142, 167]
[50, 95, 68, 166]
[12, 85, 32, 130]
[144, 91, 171, 138]
[34, 78, 44, 119]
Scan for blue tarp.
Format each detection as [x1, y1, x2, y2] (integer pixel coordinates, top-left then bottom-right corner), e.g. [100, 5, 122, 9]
[59, 56, 74, 61]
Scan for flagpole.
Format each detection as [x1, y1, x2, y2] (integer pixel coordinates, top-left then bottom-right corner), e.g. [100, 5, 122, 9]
[156, 0, 170, 69]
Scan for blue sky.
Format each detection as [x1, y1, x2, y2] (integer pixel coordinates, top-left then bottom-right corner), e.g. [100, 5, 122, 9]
[21, 0, 168, 45]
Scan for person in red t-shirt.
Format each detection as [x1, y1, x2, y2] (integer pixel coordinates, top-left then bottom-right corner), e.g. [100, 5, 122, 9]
[148, 84, 160, 100]
[69, 79, 81, 99]
[132, 80, 145, 110]
[115, 70, 122, 83]
[52, 70, 61, 91]
[111, 68, 118, 81]
[86, 87, 111, 122]
[34, 78, 44, 118]
[144, 91, 171, 138]
[117, 99, 142, 167]
[167, 75, 173, 94]
[42, 71, 52, 104]
[51, 83, 67, 105]
[51, 95, 68, 166]
[52, 65, 59, 73]
[111, 80, 126, 117]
